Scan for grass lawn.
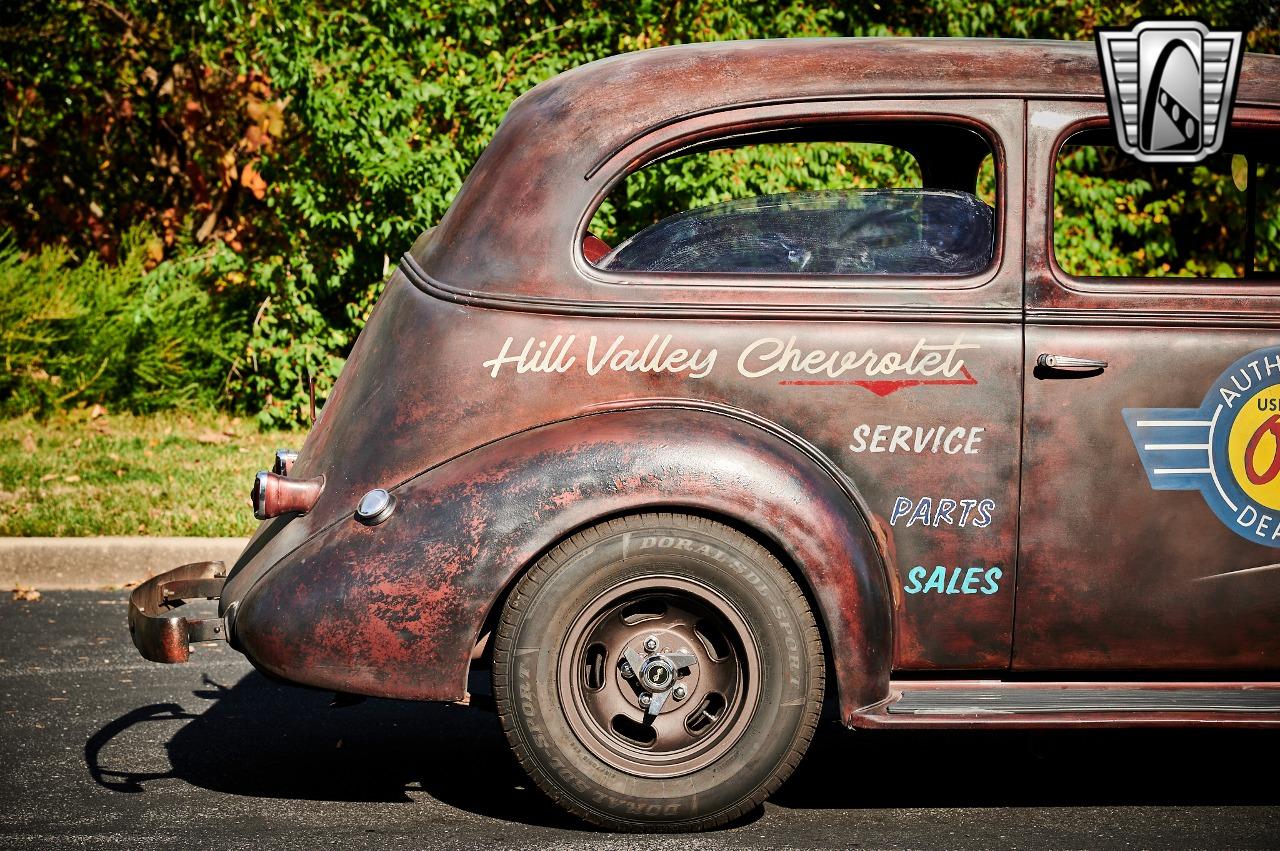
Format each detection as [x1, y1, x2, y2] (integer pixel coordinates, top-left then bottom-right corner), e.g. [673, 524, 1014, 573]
[0, 410, 303, 537]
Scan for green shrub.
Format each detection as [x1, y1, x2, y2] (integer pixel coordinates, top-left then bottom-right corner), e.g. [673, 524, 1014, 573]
[0, 228, 246, 416]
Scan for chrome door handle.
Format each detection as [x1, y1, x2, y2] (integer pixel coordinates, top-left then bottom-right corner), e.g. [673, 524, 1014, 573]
[1037, 353, 1109, 371]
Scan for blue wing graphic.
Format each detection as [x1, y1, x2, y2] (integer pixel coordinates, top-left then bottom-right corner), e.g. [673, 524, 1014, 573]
[1123, 407, 1217, 493]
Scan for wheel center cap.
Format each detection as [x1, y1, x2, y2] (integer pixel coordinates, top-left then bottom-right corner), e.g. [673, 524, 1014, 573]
[638, 656, 676, 692]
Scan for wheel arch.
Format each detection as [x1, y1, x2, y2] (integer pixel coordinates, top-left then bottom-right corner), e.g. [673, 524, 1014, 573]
[472, 402, 895, 720]
[234, 405, 894, 719]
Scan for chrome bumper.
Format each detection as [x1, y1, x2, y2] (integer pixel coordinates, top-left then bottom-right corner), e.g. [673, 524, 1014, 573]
[128, 561, 229, 663]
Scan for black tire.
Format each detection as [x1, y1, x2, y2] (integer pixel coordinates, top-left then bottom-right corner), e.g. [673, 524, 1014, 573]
[492, 513, 825, 831]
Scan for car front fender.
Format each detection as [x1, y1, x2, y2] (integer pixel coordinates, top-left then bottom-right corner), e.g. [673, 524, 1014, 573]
[231, 407, 892, 720]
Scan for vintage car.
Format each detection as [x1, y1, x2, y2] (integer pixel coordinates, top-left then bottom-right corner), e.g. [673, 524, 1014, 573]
[130, 38, 1280, 830]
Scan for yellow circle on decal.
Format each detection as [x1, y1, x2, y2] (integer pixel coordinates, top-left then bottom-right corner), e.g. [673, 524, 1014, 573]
[1228, 384, 1280, 511]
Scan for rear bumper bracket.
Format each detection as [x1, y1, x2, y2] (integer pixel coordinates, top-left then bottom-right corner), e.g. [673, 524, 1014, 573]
[128, 561, 228, 663]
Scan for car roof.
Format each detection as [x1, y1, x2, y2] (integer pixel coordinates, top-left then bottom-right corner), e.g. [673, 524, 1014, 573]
[411, 38, 1280, 305]
[529, 37, 1280, 105]
[510, 37, 1280, 157]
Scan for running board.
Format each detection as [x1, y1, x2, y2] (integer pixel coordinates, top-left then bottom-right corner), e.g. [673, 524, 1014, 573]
[848, 681, 1280, 729]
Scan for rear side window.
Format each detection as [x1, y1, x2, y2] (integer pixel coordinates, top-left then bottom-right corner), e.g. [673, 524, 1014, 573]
[603, 189, 994, 276]
[1054, 127, 1279, 279]
[587, 123, 997, 278]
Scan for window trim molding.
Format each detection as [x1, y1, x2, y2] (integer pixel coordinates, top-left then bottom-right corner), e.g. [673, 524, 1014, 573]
[573, 100, 1011, 293]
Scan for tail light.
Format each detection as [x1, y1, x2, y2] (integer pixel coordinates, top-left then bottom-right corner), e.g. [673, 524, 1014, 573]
[252, 471, 324, 520]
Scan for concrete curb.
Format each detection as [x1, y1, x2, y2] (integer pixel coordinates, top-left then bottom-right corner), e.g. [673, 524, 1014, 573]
[0, 537, 250, 589]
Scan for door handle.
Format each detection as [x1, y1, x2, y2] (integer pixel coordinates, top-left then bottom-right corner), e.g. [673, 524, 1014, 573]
[1036, 353, 1109, 371]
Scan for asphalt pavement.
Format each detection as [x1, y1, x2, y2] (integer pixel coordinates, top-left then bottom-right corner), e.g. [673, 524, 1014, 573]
[2, 591, 1279, 850]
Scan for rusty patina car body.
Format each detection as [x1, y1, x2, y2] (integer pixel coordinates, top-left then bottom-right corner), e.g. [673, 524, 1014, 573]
[130, 37, 1280, 828]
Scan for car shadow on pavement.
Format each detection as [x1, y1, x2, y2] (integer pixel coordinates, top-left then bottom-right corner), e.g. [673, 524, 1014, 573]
[85, 670, 1280, 828]
[85, 669, 586, 830]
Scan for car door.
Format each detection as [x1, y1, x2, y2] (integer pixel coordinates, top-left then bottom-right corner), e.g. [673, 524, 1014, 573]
[1015, 100, 1280, 671]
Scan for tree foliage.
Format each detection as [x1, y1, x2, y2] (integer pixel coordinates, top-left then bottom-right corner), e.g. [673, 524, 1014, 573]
[2, 0, 1277, 423]
[591, 142, 927, 245]
[1055, 146, 1279, 278]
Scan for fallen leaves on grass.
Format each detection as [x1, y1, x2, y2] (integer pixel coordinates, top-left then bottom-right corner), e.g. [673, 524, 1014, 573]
[11, 586, 41, 602]
[197, 431, 231, 445]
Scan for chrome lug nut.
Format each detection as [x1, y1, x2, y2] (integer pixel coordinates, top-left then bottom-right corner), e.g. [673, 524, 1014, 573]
[619, 661, 634, 678]
[643, 636, 659, 652]
[672, 685, 688, 701]
[638, 692, 652, 708]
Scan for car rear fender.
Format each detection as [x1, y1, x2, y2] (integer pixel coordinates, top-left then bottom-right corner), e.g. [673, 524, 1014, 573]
[233, 407, 892, 720]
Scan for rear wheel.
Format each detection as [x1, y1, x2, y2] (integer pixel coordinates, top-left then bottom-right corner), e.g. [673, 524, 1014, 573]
[492, 513, 824, 831]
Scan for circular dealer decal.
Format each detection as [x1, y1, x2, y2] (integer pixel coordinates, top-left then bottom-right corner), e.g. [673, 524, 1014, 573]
[1125, 346, 1280, 548]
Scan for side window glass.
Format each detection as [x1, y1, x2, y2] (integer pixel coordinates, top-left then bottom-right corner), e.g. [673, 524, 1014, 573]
[1053, 127, 1279, 278]
[587, 124, 997, 278]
